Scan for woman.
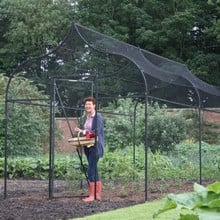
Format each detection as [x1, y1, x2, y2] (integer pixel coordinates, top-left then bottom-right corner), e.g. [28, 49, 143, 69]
[75, 97, 104, 202]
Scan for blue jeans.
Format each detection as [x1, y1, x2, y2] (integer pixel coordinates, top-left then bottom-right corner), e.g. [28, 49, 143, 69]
[84, 146, 99, 182]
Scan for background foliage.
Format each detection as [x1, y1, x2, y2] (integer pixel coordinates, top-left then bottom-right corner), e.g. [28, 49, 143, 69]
[0, 74, 50, 157]
[0, 0, 219, 86]
[0, 0, 75, 73]
[76, 0, 220, 86]
[103, 98, 187, 153]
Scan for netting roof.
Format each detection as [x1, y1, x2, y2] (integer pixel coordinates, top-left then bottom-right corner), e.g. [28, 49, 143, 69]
[8, 22, 220, 109]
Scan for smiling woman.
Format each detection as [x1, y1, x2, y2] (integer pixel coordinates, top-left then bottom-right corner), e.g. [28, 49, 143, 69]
[74, 96, 105, 202]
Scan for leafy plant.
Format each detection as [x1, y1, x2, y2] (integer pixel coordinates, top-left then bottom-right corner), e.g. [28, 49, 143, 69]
[102, 98, 137, 150]
[1, 142, 219, 185]
[0, 74, 50, 156]
[171, 142, 220, 180]
[5, 155, 81, 180]
[147, 150, 177, 181]
[103, 98, 187, 153]
[147, 107, 187, 153]
[99, 147, 141, 182]
[153, 181, 220, 220]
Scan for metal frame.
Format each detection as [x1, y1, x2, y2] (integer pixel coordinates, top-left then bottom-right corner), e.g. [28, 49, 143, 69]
[3, 22, 213, 201]
[48, 76, 95, 199]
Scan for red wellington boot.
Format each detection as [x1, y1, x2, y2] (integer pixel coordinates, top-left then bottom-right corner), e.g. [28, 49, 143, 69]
[82, 182, 95, 202]
[96, 181, 102, 201]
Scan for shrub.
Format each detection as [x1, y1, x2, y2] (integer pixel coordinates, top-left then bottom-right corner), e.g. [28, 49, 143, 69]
[0, 74, 50, 156]
[103, 98, 187, 153]
[147, 106, 187, 153]
[102, 98, 136, 150]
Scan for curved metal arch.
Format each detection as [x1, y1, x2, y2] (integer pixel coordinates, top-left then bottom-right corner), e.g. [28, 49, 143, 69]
[139, 47, 203, 197]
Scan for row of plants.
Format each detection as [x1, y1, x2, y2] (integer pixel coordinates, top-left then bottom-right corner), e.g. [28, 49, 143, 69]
[1, 143, 219, 182]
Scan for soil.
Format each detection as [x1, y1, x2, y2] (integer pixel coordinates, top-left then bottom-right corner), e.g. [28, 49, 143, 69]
[0, 179, 211, 220]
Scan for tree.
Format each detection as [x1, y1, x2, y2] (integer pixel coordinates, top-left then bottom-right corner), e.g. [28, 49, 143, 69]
[187, 52, 220, 85]
[0, 74, 50, 156]
[1, 0, 219, 86]
[0, 0, 75, 74]
[208, 0, 220, 42]
[76, 0, 220, 86]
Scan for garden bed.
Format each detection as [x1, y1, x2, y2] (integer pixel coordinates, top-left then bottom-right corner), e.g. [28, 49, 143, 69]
[0, 179, 211, 220]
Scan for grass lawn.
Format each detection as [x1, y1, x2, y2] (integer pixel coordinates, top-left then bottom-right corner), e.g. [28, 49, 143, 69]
[73, 198, 185, 220]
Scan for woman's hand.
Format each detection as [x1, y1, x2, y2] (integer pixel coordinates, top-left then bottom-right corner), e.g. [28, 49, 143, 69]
[75, 127, 85, 134]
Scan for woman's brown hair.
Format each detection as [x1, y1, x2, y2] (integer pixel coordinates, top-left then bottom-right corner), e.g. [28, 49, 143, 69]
[83, 96, 96, 105]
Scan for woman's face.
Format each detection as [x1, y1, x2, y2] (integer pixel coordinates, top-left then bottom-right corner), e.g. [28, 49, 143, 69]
[85, 101, 95, 114]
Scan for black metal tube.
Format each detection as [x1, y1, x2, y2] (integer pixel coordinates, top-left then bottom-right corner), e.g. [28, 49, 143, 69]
[198, 107, 202, 184]
[133, 101, 138, 172]
[3, 97, 9, 199]
[94, 73, 98, 200]
[49, 78, 56, 199]
[144, 94, 148, 201]
[3, 76, 14, 199]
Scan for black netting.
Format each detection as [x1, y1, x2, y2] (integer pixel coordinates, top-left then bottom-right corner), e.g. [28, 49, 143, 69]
[73, 23, 220, 108]
[8, 22, 220, 109]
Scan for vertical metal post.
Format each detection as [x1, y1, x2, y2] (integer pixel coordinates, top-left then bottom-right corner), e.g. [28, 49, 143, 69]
[3, 101, 9, 199]
[94, 73, 98, 200]
[133, 101, 138, 174]
[3, 77, 13, 199]
[198, 107, 202, 184]
[139, 49, 149, 201]
[144, 94, 148, 201]
[49, 78, 56, 199]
